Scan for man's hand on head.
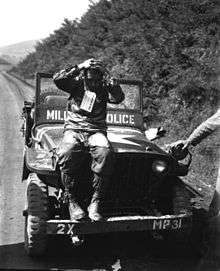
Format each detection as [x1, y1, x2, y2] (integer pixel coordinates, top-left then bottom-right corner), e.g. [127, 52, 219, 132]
[78, 58, 94, 70]
[78, 59, 107, 73]
[78, 59, 101, 70]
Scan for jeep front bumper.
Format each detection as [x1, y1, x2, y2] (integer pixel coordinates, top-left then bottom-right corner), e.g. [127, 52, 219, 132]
[46, 214, 192, 235]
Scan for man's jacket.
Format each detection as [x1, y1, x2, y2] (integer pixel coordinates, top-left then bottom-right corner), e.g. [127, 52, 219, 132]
[53, 66, 124, 132]
[188, 108, 220, 146]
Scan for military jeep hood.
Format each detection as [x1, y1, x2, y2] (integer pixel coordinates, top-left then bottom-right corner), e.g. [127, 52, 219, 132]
[107, 127, 167, 154]
[25, 124, 169, 174]
[31, 124, 167, 154]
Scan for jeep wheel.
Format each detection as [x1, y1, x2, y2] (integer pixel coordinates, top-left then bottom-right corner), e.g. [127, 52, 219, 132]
[162, 181, 194, 254]
[172, 181, 191, 215]
[21, 155, 30, 181]
[24, 173, 48, 256]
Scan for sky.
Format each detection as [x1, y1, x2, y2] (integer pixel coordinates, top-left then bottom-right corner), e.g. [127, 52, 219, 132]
[0, 0, 90, 47]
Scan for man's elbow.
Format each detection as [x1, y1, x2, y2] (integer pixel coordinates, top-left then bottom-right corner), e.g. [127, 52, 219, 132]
[116, 92, 125, 104]
[107, 85, 125, 104]
[53, 77, 64, 91]
[114, 86, 125, 104]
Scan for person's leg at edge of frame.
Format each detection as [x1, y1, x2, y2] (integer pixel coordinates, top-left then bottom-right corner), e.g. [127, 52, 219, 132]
[88, 132, 115, 221]
[209, 166, 220, 217]
[56, 130, 87, 221]
[198, 165, 220, 269]
[205, 166, 220, 262]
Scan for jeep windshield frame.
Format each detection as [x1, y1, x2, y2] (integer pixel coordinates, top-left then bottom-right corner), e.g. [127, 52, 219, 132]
[34, 72, 143, 128]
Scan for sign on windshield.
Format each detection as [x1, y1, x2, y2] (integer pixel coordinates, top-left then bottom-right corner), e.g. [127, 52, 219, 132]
[37, 76, 142, 110]
[35, 73, 143, 129]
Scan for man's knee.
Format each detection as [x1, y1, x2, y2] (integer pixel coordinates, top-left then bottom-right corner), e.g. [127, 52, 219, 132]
[56, 139, 80, 167]
[56, 131, 82, 172]
[57, 131, 80, 157]
[88, 132, 110, 148]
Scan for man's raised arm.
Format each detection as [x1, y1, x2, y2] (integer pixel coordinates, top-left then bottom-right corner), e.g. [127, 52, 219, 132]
[53, 65, 81, 93]
[53, 59, 103, 93]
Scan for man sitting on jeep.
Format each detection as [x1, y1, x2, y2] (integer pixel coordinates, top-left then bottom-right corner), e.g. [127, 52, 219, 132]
[53, 59, 124, 221]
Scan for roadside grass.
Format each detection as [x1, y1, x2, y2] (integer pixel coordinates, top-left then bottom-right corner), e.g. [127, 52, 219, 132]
[152, 99, 219, 209]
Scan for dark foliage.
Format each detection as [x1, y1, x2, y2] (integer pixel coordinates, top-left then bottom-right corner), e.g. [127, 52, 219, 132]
[12, 0, 219, 108]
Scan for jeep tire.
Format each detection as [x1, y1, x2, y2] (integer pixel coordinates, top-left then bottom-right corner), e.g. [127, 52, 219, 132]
[172, 180, 191, 215]
[24, 173, 48, 256]
[161, 180, 192, 249]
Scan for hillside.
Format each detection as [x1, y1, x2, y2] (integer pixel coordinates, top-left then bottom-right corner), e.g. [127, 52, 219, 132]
[0, 40, 37, 65]
[11, 0, 220, 205]
[0, 56, 12, 71]
[0, 57, 10, 65]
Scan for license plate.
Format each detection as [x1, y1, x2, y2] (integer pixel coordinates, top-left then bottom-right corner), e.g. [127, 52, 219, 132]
[51, 217, 184, 235]
[57, 223, 75, 234]
[152, 218, 182, 230]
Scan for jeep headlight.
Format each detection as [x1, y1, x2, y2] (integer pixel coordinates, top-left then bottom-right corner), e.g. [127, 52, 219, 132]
[152, 160, 167, 174]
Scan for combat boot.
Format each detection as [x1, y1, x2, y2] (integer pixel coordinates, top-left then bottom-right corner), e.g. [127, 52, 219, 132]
[68, 199, 86, 221]
[88, 198, 103, 221]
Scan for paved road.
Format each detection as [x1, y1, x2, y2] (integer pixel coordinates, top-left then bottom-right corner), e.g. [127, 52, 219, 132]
[0, 72, 34, 245]
[0, 71, 218, 270]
